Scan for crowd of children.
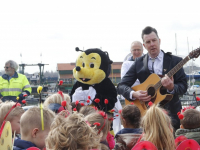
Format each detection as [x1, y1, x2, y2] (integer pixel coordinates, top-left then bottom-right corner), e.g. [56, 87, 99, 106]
[1, 92, 200, 150]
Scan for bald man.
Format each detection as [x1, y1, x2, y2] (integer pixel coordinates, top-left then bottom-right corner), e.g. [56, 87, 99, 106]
[121, 41, 143, 87]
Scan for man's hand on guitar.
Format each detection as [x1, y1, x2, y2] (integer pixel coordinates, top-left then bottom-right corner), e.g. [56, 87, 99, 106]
[161, 74, 174, 92]
[132, 90, 151, 102]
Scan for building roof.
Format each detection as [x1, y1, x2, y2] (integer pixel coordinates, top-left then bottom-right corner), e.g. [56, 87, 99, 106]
[57, 63, 76, 71]
[57, 62, 122, 71]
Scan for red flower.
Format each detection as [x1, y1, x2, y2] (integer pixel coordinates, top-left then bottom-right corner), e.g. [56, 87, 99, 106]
[110, 109, 115, 113]
[73, 108, 77, 111]
[99, 111, 107, 119]
[88, 96, 91, 99]
[22, 100, 26, 104]
[93, 106, 98, 110]
[80, 103, 84, 106]
[75, 100, 79, 105]
[61, 101, 67, 107]
[196, 97, 200, 101]
[23, 94, 28, 97]
[93, 122, 101, 126]
[87, 100, 90, 103]
[94, 98, 100, 103]
[16, 103, 21, 106]
[104, 99, 108, 104]
[148, 101, 153, 107]
[177, 112, 180, 116]
[178, 114, 184, 120]
[58, 80, 63, 85]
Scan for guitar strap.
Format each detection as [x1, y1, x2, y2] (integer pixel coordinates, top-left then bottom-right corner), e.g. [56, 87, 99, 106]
[143, 54, 150, 74]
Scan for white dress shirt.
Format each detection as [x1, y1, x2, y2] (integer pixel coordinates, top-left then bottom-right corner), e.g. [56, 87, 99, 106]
[148, 50, 163, 75]
[130, 50, 174, 100]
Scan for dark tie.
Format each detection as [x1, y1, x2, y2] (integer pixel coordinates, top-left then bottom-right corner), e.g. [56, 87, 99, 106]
[151, 58, 155, 73]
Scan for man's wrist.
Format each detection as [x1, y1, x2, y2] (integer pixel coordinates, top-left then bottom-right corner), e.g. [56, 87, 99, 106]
[167, 88, 175, 94]
[130, 91, 136, 100]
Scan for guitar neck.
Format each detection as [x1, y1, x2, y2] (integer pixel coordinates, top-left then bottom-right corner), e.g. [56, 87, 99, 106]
[154, 55, 190, 90]
[167, 56, 190, 78]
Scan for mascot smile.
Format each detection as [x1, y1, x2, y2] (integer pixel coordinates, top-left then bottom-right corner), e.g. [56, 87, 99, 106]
[70, 47, 117, 111]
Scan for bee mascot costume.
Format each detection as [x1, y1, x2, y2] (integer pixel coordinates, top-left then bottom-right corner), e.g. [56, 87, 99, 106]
[70, 47, 117, 111]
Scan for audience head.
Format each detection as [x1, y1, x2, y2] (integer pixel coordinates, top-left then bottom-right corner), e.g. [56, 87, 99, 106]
[0, 101, 24, 134]
[120, 104, 141, 128]
[43, 93, 72, 113]
[130, 41, 143, 60]
[46, 112, 101, 150]
[20, 107, 55, 149]
[180, 109, 200, 129]
[141, 104, 175, 150]
[79, 106, 98, 117]
[71, 102, 83, 112]
[5, 60, 18, 76]
[85, 111, 110, 141]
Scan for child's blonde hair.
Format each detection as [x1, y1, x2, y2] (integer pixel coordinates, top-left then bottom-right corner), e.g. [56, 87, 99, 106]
[46, 112, 101, 150]
[141, 104, 175, 150]
[20, 107, 55, 137]
[0, 101, 24, 126]
[79, 106, 97, 117]
[43, 93, 71, 112]
[86, 111, 110, 136]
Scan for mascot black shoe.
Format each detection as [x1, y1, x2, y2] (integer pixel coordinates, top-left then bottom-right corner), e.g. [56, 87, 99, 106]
[70, 47, 117, 111]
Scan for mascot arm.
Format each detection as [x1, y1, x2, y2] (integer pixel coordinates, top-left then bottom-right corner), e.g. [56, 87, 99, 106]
[93, 78, 117, 111]
[70, 81, 79, 102]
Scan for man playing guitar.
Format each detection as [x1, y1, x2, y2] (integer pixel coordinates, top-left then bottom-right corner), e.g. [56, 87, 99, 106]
[117, 26, 188, 131]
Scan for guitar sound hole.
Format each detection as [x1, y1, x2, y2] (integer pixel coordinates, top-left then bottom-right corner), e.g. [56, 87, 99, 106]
[147, 87, 155, 97]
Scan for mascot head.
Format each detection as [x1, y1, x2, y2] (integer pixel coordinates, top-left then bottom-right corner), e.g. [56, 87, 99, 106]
[73, 47, 113, 85]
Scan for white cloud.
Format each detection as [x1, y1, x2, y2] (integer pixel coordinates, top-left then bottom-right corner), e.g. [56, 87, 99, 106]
[0, 0, 200, 73]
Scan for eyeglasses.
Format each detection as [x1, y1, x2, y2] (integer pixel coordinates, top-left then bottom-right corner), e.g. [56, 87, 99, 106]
[131, 49, 142, 52]
[4, 67, 11, 69]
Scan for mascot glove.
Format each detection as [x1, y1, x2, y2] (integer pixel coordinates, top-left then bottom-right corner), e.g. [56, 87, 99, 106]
[72, 87, 87, 103]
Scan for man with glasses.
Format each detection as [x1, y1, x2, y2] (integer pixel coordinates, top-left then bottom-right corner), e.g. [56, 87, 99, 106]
[0, 60, 32, 102]
[121, 41, 143, 79]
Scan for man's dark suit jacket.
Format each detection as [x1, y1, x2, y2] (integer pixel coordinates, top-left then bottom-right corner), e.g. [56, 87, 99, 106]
[117, 51, 188, 130]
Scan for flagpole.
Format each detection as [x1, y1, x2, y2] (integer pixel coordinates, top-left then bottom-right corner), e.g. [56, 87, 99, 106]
[20, 53, 22, 63]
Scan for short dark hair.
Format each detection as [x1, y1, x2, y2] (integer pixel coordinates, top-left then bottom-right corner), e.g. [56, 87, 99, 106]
[121, 105, 141, 128]
[180, 109, 200, 129]
[141, 26, 159, 40]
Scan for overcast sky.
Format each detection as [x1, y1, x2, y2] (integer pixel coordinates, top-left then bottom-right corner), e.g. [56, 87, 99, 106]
[0, 0, 200, 74]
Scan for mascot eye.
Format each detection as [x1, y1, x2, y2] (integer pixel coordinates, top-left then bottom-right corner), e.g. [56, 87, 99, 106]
[90, 63, 94, 68]
[82, 63, 85, 67]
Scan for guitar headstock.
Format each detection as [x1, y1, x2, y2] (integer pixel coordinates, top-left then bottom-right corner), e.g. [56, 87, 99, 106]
[189, 47, 200, 59]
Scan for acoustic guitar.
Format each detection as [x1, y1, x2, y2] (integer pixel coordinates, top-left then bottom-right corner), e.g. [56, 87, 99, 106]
[125, 48, 200, 116]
